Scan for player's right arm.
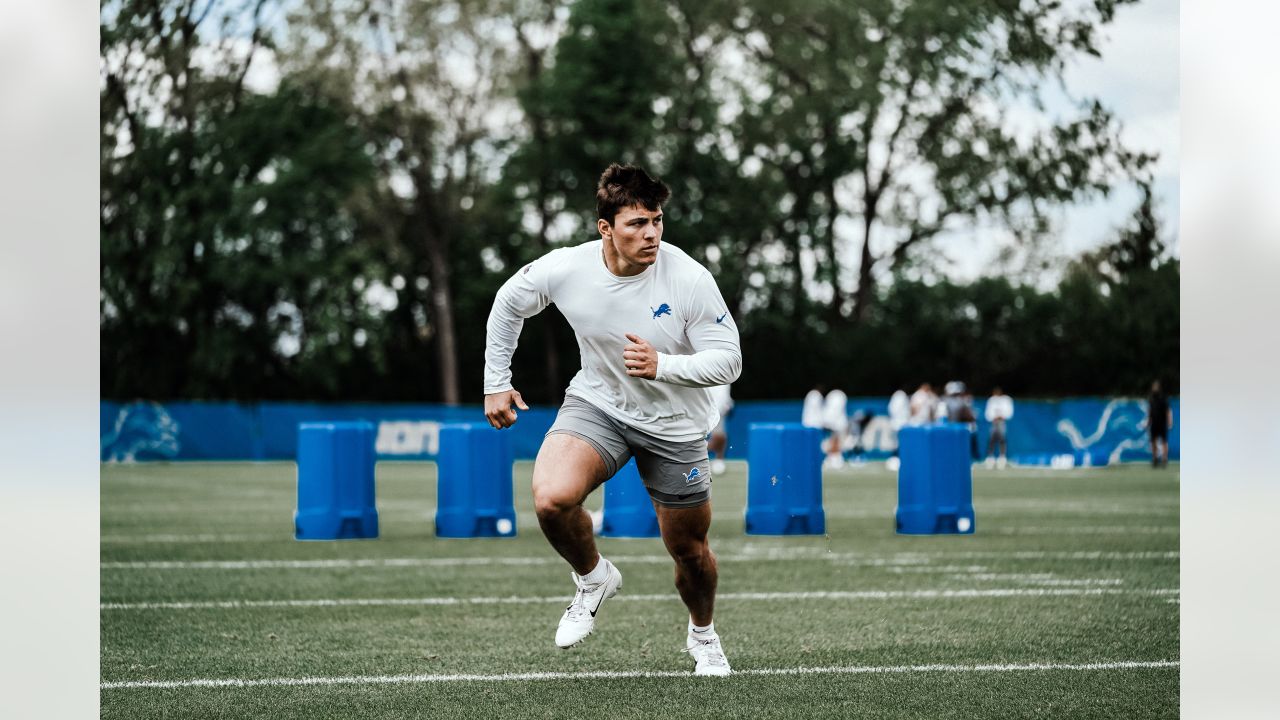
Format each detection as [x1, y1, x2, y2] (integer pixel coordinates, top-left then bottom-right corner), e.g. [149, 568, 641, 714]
[482, 254, 558, 428]
[484, 389, 528, 430]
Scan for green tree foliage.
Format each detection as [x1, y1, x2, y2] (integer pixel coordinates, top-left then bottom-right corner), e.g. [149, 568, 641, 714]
[726, 0, 1152, 322]
[278, 0, 538, 404]
[101, 0, 1178, 402]
[1057, 183, 1179, 393]
[102, 1, 383, 399]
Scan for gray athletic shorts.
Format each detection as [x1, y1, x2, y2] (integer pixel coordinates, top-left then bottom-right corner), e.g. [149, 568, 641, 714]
[546, 394, 711, 508]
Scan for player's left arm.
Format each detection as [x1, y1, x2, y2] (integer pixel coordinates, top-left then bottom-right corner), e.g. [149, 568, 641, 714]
[642, 272, 742, 387]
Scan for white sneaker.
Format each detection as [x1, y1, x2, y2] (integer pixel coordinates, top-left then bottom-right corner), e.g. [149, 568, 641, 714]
[555, 560, 622, 649]
[685, 633, 732, 676]
[711, 458, 727, 476]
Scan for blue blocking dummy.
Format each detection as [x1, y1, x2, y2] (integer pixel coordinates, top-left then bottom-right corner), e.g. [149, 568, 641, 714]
[600, 458, 660, 538]
[745, 423, 826, 535]
[295, 421, 379, 540]
[896, 424, 976, 535]
[435, 423, 518, 538]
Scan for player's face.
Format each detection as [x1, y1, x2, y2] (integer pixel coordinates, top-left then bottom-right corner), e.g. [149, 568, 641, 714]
[601, 204, 663, 267]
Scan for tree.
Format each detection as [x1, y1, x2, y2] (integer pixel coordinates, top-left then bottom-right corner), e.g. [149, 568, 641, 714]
[495, 0, 697, 401]
[1061, 181, 1178, 393]
[280, 0, 528, 404]
[726, 0, 1152, 322]
[101, 0, 1177, 402]
[102, 0, 383, 399]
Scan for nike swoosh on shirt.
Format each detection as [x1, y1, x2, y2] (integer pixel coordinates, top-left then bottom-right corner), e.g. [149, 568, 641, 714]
[715, 312, 728, 323]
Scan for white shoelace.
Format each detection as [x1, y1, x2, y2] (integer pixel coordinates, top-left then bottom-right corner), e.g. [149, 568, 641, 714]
[564, 574, 596, 621]
[685, 636, 728, 667]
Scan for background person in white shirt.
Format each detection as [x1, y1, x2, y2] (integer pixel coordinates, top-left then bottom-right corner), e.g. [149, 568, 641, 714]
[888, 389, 910, 434]
[909, 382, 939, 426]
[801, 384, 827, 457]
[885, 388, 911, 471]
[801, 384, 826, 429]
[984, 387, 1014, 467]
[483, 164, 740, 676]
[822, 387, 849, 469]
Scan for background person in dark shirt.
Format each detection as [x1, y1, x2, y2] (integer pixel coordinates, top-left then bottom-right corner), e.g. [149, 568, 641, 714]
[1147, 380, 1173, 468]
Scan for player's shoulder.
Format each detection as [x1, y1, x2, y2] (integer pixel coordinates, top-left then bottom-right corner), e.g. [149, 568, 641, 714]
[523, 240, 599, 276]
[549, 239, 601, 263]
[657, 242, 711, 280]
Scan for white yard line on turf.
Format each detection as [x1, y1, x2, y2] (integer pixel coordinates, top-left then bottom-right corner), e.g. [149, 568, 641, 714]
[955, 576, 1127, 586]
[888, 565, 990, 574]
[100, 534, 283, 544]
[100, 587, 1179, 611]
[99, 550, 1180, 570]
[100, 659, 1180, 690]
[987, 526, 1177, 535]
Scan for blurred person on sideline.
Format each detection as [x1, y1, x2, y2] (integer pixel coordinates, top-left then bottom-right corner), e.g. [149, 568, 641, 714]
[483, 164, 739, 676]
[984, 387, 1014, 468]
[909, 382, 938, 426]
[802, 383, 827, 457]
[802, 384, 826, 430]
[708, 384, 734, 476]
[1146, 380, 1173, 468]
[885, 387, 910, 471]
[822, 387, 850, 469]
[847, 408, 873, 463]
[943, 381, 979, 460]
[888, 388, 910, 435]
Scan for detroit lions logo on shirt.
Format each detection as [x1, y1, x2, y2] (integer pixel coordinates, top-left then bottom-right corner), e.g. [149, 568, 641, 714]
[651, 303, 672, 319]
[681, 467, 702, 485]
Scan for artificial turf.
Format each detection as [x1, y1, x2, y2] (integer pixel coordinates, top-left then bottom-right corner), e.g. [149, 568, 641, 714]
[101, 460, 1179, 718]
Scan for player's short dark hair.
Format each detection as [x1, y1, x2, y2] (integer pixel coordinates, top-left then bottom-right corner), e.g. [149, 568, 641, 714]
[596, 163, 671, 225]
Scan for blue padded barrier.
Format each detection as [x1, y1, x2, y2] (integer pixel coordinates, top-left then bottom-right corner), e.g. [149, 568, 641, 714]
[294, 422, 379, 540]
[745, 423, 825, 535]
[435, 423, 517, 538]
[600, 459, 660, 538]
[896, 424, 976, 535]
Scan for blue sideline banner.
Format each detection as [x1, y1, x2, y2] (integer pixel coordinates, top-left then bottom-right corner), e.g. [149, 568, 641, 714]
[101, 396, 1178, 465]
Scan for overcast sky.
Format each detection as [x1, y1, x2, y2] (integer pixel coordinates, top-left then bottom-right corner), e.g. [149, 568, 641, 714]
[959, 0, 1179, 280]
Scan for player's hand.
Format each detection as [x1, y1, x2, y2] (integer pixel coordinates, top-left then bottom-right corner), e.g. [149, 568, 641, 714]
[484, 389, 528, 429]
[622, 333, 658, 380]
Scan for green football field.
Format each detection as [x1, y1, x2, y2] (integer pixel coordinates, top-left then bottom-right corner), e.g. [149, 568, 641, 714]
[100, 461, 1179, 718]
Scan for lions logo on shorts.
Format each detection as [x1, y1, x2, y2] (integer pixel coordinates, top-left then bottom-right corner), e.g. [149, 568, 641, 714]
[681, 466, 702, 485]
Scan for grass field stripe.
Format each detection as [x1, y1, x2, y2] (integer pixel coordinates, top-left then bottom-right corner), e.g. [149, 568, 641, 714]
[100, 659, 1180, 690]
[99, 550, 1178, 570]
[97, 525, 1176, 543]
[100, 533, 283, 544]
[100, 587, 1179, 610]
[988, 526, 1177, 534]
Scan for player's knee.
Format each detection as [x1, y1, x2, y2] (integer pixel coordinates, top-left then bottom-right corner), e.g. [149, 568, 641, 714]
[670, 538, 711, 567]
[532, 485, 578, 520]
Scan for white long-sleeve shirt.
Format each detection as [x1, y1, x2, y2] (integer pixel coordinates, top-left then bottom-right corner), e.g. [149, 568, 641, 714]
[985, 394, 1014, 423]
[801, 389, 825, 428]
[484, 239, 742, 441]
[887, 390, 910, 430]
[822, 389, 848, 432]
